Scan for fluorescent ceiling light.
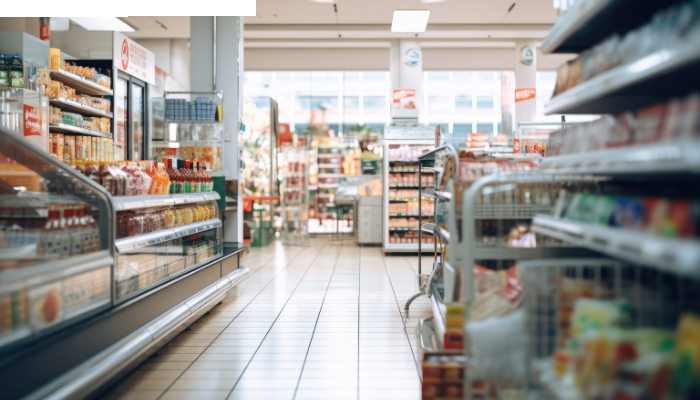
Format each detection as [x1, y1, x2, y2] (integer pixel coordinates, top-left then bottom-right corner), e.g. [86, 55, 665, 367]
[392, 10, 430, 33]
[421, 0, 448, 3]
[70, 17, 134, 32]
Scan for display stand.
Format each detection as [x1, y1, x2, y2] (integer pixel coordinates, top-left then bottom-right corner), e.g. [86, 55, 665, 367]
[383, 126, 437, 254]
[0, 126, 248, 400]
[404, 144, 457, 316]
[280, 145, 310, 246]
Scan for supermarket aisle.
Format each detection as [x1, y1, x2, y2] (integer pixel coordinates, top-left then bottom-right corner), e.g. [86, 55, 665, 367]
[101, 240, 431, 400]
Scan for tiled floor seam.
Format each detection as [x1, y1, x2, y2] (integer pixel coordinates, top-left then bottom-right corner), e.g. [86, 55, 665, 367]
[379, 251, 423, 381]
[290, 242, 345, 400]
[154, 244, 320, 400]
[224, 243, 342, 399]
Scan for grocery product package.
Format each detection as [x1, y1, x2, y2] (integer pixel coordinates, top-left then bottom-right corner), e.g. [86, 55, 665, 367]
[470, 265, 522, 322]
[466, 309, 528, 383]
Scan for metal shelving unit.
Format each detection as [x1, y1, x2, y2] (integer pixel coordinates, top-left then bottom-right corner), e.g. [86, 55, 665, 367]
[49, 69, 114, 96]
[544, 31, 700, 115]
[541, 0, 672, 54]
[539, 137, 700, 175]
[115, 219, 222, 253]
[532, 214, 700, 278]
[49, 97, 114, 118]
[48, 123, 112, 138]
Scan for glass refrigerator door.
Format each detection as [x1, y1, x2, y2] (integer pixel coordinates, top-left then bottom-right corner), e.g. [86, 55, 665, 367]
[0, 126, 114, 350]
[132, 83, 145, 161]
[115, 77, 128, 161]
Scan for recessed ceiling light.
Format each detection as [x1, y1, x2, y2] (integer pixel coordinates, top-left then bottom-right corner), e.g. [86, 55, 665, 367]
[391, 10, 430, 33]
[310, 0, 334, 3]
[70, 17, 135, 32]
[421, 0, 448, 3]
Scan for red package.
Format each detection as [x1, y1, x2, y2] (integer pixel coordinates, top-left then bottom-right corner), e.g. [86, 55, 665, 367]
[473, 265, 522, 304]
[660, 99, 683, 141]
[679, 93, 700, 138]
[634, 104, 666, 144]
[641, 198, 692, 238]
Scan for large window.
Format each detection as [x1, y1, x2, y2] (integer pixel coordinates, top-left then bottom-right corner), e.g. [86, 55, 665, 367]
[243, 71, 391, 137]
[243, 70, 566, 139]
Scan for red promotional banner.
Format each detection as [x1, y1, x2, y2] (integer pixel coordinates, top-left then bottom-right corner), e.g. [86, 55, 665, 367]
[24, 105, 41, 136]
[515, 88, 536, 102]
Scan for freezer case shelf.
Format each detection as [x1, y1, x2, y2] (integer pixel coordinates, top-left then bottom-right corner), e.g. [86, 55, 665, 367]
[112, 192, 221, 211]
[115, 219, 222, 253]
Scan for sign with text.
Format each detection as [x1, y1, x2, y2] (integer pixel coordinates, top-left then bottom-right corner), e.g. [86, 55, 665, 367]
[515, 88, 536, 103]
[114, 32, 155, 86]
[392, 89, 416, 109]
[24, 105, 41, 136]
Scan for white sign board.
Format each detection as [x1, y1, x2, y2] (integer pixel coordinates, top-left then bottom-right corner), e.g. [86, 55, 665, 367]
[113, 32, 155, 86]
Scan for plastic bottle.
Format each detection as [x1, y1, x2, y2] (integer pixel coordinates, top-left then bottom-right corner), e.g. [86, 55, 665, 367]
[64, 207, 81, 255]
[37, 206, 69, 258]
[84, 205, 100, 252]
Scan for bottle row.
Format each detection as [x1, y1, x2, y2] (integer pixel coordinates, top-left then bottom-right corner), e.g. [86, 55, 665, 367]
[0, 53, 24, 87]
[388, 201, 434, 216]
[389, 231, 436, 244]
[389, 173, 434, 188]
[37, 205, 100, 258]
[0, 204, 100, 259]
[50, 134, 114, 164]
[116, 204, 217, 239]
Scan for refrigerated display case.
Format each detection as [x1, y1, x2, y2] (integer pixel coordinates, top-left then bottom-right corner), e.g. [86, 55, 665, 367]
[0, 125, 247, 400]
[382, 126, 437, 253]
[0, 126, 114, 352]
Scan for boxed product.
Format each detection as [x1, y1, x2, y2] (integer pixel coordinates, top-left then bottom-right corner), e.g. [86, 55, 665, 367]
[28, 281, 63, 330]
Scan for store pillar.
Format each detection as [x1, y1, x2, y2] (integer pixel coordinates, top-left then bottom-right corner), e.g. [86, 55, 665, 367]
[513, 39, 537, 130]
[390, 39, 424, 111]
[191, 16, 244, 243]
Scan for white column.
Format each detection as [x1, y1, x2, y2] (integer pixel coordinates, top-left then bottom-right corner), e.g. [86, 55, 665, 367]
[513, 39, 537, 131]
[389, 39, 424, 111]
[191, 16, 244, 242]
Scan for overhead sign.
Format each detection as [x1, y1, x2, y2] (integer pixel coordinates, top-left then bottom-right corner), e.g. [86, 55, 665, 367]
[404, 48, 420, 67]
[515, 88, 536, 102]
[114, 32, 155, 86]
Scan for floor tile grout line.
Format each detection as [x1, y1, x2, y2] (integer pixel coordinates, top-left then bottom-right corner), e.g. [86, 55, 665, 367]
[379, 251, 423, 381]
[154, 243, 313, 400]
[357, 245, 361, 400]
[291, 240, 346, 400]
[224, 242, 342, 400]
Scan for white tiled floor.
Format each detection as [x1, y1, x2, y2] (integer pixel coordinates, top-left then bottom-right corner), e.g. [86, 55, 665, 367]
[101, 239, 435, 400]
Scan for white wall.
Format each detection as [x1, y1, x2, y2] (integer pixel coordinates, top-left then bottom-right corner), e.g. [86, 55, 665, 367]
[134, 38, 190, 92]
[245, 47, 575, 71]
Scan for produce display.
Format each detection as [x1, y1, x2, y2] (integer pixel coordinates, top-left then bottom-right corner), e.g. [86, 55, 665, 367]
[547, 93, 700, 157]
[553, 1, 700, 96]
[116, 204, 217, 239]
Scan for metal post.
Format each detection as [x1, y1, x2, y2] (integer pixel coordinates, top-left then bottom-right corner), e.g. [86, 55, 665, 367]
[418, 160, 422, 275]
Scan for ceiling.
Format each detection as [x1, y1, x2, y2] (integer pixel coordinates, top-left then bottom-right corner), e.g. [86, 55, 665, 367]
[122, 0, 557, 42]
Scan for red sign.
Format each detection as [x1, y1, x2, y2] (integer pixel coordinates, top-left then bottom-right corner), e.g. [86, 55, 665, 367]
[24, 105, 41, 137]
[40, 24, 50, 42]
[513, 139, 521, 154]
[392, 89, 416, 109]
[121, 39, 129, 71]
[515, 88, 536, 103]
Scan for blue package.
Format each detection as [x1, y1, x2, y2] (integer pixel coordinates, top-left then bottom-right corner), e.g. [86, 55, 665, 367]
[611, 197, 644, 229]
